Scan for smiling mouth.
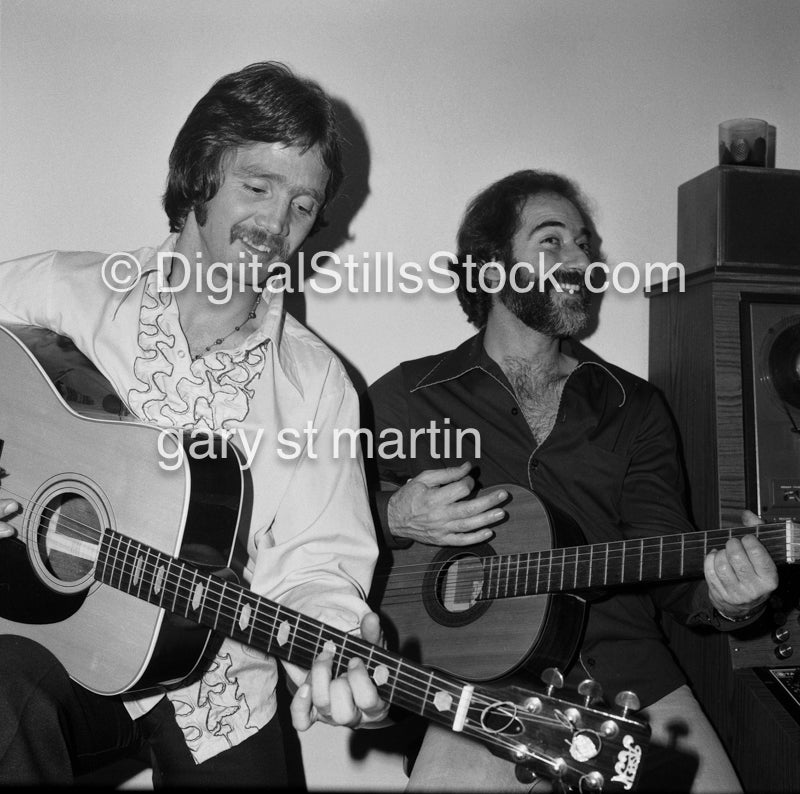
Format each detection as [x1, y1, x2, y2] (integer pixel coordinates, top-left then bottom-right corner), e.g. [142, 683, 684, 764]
[552, 270, 585, 295]
[240, 234, 273, 255]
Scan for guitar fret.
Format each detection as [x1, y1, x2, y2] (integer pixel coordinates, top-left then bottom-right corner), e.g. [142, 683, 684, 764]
[620, 539, 626, 584]
[525, 553, 531, 593]
[572, 546, 578, 589]
[559, 547, 565, 592]
[535, 550, 541, 594]
[639, 538, 644, 581]
[110, 534, 124, 590]
[170, 562, 184, 614]
[185, 568, 199, 618]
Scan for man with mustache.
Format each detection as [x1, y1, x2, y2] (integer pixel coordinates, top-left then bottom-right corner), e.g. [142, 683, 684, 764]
[367, 170, 777, 792]
[0, 61, 387, 786]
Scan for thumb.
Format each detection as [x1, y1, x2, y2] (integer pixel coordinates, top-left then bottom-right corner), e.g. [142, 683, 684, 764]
[741, 509, 763, 527]
[360, 612, 384, 646]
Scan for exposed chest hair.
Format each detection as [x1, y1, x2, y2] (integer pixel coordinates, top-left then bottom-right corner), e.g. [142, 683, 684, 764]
[500, 355, 569, 446]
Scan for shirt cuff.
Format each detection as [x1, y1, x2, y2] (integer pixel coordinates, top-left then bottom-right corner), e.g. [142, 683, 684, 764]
[372, 490, 413, 550]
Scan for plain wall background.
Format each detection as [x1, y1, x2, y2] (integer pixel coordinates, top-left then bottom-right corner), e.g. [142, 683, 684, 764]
[2, 0, 800, 788]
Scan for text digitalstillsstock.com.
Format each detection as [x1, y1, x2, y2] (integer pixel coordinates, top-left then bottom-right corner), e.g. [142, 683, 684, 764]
[102, 250, 686, 300]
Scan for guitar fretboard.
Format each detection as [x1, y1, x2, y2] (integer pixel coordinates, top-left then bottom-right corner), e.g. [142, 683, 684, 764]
[480, 523, 795, 600]
[95, 529, 497, 744]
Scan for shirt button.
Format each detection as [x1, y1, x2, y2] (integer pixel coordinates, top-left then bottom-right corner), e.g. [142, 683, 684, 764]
[529, 459, 538, 471]
[511, 406, 519, 415]
[177, 350, 186, 359]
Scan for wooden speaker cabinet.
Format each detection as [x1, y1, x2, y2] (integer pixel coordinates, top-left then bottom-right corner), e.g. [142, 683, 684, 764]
[648, 166, 800, 793]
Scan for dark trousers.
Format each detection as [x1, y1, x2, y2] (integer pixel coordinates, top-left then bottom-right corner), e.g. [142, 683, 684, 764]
[0, 635, 291, 787]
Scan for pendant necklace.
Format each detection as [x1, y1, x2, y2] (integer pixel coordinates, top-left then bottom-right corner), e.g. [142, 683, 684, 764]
[192, 292, 263, 360]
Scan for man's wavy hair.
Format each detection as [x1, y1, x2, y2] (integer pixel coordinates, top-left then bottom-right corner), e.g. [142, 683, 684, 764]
[452, 169, 601, 328]
[163, 61, 343, 235]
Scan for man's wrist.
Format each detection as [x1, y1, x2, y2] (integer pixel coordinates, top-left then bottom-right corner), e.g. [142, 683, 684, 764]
[715, 602, 767, 623]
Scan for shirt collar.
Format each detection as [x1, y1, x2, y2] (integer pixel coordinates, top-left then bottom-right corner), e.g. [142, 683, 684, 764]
[412, 329, 627, 406]
[132, 234, 304, 396]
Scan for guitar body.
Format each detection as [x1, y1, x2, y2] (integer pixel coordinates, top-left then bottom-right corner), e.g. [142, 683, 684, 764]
[373, 484, 587, 682]
[0, 325, 247, 695]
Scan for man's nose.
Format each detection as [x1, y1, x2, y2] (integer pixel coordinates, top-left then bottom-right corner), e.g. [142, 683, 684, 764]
[255, 199, 290, 236]
[561, 240, 590, 268]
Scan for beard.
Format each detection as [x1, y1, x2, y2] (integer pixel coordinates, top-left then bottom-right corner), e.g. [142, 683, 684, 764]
[498, 268, 591, 337]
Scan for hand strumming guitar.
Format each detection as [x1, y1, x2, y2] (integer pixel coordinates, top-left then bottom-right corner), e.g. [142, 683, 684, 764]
[0, 499, 17, 539]
[386, 462, 507, 547]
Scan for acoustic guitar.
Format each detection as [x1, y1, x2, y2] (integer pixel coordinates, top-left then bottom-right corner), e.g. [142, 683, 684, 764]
[373, 483, 798, 681]
[0, 324, 650, 792]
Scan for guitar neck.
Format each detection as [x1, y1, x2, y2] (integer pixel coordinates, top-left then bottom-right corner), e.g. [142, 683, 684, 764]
[97, 529, 506, 748]
[482, 522, 795, 599]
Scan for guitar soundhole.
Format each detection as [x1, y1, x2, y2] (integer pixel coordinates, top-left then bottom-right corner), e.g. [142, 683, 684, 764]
[422, 546, 494, 627]
[36, 494, 101, 583]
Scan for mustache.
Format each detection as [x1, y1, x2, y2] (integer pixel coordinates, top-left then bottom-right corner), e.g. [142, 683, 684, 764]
[231, 224, 289, 261]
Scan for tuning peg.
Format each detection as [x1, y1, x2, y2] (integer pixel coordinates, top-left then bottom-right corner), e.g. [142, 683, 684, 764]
[582, 771, 604, 790]
[514, 765, 537, 785]
[540, 667, 564, 696]
[614, 690, 640, 718]
[577, 678, 603, 707]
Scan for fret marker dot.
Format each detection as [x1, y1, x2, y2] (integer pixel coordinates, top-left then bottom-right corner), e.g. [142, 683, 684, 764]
[154, 565, 165, 594]
[277, 621, 291, 646]
[372, 665, 389, 686]
[434, 692, 453, 712]
[192, 583, 204, 611]
[323, 640, 337, 656]
[239, 603, 252, 631]
[133, 556, 143, 586]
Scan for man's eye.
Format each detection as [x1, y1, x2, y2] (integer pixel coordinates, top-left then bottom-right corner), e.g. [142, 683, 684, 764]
[245, 184, 266, 194]
[540, 235, 561, 247]
[294, 201, 315, 216]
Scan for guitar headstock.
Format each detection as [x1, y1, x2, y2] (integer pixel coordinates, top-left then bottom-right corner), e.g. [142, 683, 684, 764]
[467, 674, 650, 792]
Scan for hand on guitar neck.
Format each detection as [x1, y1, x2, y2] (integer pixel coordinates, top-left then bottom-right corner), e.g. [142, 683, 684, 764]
[385, 461, 508, 546]
[290, 611, 392, 731]
[705, 508, 777, 622]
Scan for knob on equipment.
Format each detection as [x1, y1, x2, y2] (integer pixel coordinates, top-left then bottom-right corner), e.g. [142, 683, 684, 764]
[775, 643, 793, 660]
[773, 627, 790, 643]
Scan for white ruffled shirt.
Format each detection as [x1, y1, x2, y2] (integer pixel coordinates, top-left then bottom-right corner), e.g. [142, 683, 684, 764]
[0, 235, 377, 763]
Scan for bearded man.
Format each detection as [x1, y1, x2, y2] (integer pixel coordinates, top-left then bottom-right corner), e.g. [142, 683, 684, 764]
[366, 170, 776, 792]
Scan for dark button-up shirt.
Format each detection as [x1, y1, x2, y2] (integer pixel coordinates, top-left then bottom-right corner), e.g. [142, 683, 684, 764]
[367, 331, 739, 707]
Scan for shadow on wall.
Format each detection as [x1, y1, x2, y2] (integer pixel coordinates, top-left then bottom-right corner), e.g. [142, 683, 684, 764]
[284, 97, 372, 399]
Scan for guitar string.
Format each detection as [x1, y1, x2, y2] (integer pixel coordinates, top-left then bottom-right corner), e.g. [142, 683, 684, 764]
[5, 483, 796, 611]
[1, 486, 609, 767]
[4, 491, 653, 783]
[99, 531, 604, 777]
[375, 526, 799, 605]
